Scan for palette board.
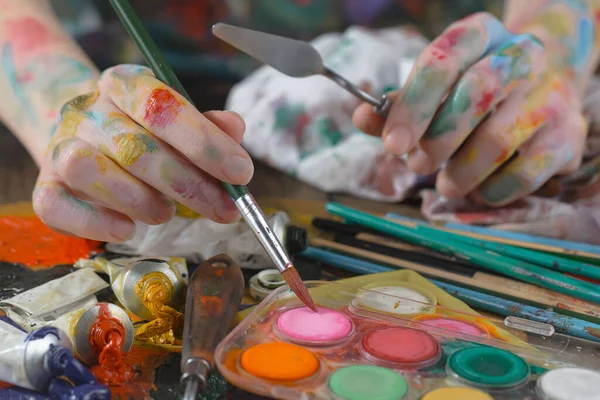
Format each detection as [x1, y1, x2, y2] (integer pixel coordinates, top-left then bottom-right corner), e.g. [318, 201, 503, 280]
[216, 281, 600, 400]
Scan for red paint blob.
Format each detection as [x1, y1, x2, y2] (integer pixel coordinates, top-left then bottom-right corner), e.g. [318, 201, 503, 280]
[89, 304, 133, 386]
[5, 17, 58, 55]
[143, 88, 181, 129]
[361, 326, 441, 369]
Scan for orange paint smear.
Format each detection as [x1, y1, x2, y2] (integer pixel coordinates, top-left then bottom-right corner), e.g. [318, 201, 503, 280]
[0, 216, 101, 268]
[106, 346, 171, 399]
[201, 296, 222, 316]
[143, 88, 182, 129]
[240, 342, 319, 381]
[89, 304, 132, 386]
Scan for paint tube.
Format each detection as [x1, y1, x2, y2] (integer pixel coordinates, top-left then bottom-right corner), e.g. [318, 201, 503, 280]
[104, 211, 308, 269]
[0, 320, 110, 398]
[49, 302, 134, 366]
[75, 257, 185, 345]
[0, 269, 109, 331]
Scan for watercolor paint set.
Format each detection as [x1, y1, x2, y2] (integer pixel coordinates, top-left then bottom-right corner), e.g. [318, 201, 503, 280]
[215, 281, 600, 400]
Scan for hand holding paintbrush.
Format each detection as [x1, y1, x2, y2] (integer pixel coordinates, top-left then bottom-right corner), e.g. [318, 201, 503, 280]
[108, 0, 316, 312]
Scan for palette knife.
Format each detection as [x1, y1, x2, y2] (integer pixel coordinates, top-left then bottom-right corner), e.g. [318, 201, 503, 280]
[212, 23, 392, 116]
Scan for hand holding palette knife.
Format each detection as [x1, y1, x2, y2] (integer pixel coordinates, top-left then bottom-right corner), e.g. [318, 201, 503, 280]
[108, 0, 316, 312]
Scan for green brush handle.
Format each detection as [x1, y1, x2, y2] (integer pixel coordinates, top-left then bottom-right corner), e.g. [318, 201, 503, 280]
[109, 0, 248, 201]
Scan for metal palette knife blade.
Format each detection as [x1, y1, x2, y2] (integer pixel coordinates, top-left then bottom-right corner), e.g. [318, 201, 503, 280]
[212, 23, 325, 77]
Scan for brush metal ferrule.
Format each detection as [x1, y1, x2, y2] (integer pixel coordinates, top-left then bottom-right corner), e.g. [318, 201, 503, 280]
[235, 194, 293, 273]
[180, 357, 210, 392]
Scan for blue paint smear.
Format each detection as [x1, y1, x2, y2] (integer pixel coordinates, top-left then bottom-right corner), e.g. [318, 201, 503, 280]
[1, 45, 37, 125]
[481, 17, 513, 55]
[573, 17, 594, 71]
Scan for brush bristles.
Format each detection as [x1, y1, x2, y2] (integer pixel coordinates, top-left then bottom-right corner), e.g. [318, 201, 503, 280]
[282, 267, 318, 312]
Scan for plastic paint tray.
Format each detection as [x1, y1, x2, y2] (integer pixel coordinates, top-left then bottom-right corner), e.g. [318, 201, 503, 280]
[215, 281, 600, 400]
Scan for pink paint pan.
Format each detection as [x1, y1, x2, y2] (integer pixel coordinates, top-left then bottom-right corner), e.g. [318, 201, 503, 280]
[275, 306, 354, 346]
[412, 314, 490, 338]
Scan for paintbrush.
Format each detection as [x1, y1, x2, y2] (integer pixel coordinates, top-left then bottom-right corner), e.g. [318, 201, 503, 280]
[211, 23, 391, 115]
[109, 0, 316, 312]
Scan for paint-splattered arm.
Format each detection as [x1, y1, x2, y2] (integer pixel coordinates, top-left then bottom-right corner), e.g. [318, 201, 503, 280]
[0, 0, 99, 165]
[504, 0, 600, 94]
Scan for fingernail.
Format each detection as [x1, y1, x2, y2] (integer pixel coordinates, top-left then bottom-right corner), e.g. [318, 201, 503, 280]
[152, 199, 175, 224]
[383, 127, 412, 155]
[110, 218, 135, 241]
[479, 173, 522, 204]
[222, 154, 254, 184]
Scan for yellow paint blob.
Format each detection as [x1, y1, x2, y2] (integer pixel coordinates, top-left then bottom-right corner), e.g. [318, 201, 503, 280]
[113, 133, 155, 166]
[95, 155, 108, 173]
[77, 148, 93, 158]
[92, 181, 108, 194]
[421, 387, 493, 400]
[174, 202, 202, 218]
[134, 272, 182, 345]
[241, 342, 319, 381]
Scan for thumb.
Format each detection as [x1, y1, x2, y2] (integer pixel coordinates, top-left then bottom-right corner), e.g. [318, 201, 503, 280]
[352, 91, 400, 137]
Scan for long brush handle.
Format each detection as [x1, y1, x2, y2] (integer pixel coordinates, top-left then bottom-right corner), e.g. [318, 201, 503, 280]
[109, 0, 247, 200]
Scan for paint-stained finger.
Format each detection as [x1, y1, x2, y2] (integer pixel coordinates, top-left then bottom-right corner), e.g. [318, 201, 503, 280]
[32, 171, 136, 242]
[436, 75, 568, 199]
[408, 34, 545, 175]
[100, 65, 254, 185]
[51, 138, 175, 225]
[474, 111, 587, 206]
[204, 110, 246, 144]
[381, 13, 512, 156]
[353, 92, 400, 137]
[72, 106, 239, 223]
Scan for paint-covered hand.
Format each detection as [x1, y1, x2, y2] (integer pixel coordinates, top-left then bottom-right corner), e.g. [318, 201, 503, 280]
[32, 65, 254, 242]
[353, 12, 587, 206]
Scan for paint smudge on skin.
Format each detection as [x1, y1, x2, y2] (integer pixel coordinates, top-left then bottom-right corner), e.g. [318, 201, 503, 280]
[92, 181, 109, 194]
[425, 81, 472, 139]
[173, 202, 202, 218]
[89, 304, 132, 386]
[134, 272, 183, 345]
[59, 187, 96, 212]
[62, 91, 100, 114]
[1, 44, 36, 123]
[402, 66, 449, 121]
[479, 173, 523, 203]
[113, 133, 159, 166]
[96, 155, 108, 173]
[159, 161, 209, 203]
[143, 88, 182, 129]
[4, 17, 59, 55]
[51, 138, 77, 163]
[0, 216, 101, 268]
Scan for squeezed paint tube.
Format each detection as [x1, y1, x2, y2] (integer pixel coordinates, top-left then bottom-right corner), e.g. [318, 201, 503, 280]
[0, 269, 109, 331]
[104, 211, 308, 269]
[49, 302, 134, 366]
[76, 257, 185, 345]
[76, 257, 185, 322]
[0, 320, 110, 399]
